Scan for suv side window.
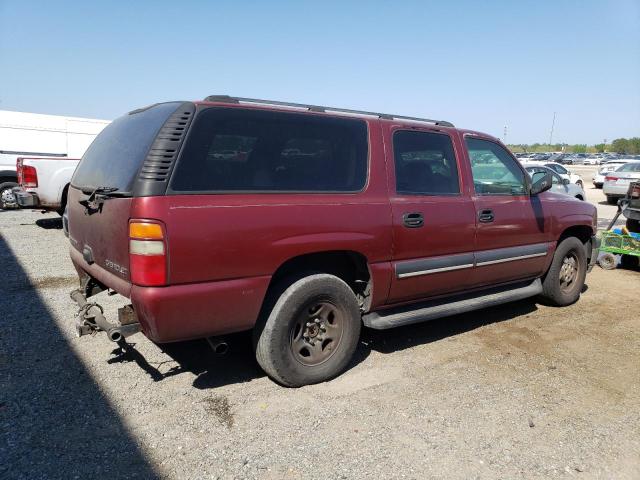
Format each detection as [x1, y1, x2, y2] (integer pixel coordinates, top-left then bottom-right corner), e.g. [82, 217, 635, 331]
[170, 108, 368, 193]
[466, 137, 527, 195]
[393, 130, 460, 195]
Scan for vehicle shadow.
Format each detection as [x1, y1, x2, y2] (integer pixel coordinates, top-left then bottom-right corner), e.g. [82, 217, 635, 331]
[133, 298, 541, 390]
[360, 299, 539, 355]
[35, 217, 63, 229]
[0, 235, 159, 479]
[107, 332, 267, 389]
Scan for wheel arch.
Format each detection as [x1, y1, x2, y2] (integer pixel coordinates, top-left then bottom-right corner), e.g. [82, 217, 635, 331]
[558, 225, 593, 245]
[0, 170, 18, 183]
[267, 250, 372, 312]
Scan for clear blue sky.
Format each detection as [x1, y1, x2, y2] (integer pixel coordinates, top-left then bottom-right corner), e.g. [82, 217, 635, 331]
[1, 0, 638, 145]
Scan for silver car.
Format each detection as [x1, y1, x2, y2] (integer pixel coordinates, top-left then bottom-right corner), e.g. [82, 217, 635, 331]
[593, 159, 636, 188]
[603, 161, 640, 204]
[524, 165, 586, 200]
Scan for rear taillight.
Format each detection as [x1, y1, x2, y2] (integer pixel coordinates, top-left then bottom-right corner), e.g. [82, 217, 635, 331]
[129, 221, 167, 286]
[605, 176, 618, 182]
[17, 159, 38, 188]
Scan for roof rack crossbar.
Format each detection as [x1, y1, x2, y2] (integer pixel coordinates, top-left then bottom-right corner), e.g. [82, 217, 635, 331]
[203, 95, 454, 127]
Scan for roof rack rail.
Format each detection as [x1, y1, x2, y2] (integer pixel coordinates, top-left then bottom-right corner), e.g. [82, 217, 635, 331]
[203, 95, 454, 128]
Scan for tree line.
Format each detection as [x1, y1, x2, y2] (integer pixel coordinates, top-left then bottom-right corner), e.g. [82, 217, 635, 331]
[508, 137, 640, 155]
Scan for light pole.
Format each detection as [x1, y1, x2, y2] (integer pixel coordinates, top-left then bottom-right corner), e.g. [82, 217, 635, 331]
[549, 112, 556, 147]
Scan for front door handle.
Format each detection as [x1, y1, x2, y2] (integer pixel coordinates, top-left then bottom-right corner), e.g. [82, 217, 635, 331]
[478, 209, 494, 223]
[403, 212, 424, 228]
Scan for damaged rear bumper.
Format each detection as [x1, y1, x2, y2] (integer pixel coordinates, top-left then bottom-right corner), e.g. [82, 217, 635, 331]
[70, 289, 141, 342]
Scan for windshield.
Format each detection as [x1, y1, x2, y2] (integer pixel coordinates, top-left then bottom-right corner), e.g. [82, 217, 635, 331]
[71, 102, 182, 193]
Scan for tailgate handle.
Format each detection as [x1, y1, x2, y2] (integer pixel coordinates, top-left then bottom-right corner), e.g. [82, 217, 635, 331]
[403, 212, 424, 228]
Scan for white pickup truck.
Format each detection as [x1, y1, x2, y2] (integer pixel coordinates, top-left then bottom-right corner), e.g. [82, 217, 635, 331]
[13, 157, 80, 214]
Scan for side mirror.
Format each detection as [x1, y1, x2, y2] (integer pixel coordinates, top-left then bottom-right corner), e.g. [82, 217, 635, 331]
[531, 172, 553, 195]
[562, 178, 571, 185]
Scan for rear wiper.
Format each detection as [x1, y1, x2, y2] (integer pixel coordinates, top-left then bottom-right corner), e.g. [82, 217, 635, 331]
[79, 186, 127, 213]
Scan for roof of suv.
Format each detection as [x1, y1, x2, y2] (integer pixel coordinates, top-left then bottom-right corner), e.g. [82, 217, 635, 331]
[197, 95, 504, 144]
[199, 94, 456, 127]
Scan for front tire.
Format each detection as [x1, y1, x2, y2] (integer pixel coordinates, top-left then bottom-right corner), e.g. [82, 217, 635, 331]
[0, 182, 18, 209]
[540, 237, 587, 306]
[255, 274, 361, 387]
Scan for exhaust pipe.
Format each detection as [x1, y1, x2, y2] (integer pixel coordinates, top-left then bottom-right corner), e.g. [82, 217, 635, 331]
[206, 337, 229, 355]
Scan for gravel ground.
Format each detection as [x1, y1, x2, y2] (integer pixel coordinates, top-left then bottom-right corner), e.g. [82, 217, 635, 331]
[1, 177, 639, 480]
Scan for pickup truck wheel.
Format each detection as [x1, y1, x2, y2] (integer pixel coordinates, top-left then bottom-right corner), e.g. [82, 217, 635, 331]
[606, 195, 618, 205]
[540, 237, 587, 306]
[255, 274, 361, 387]
[0, 182, 18, 209]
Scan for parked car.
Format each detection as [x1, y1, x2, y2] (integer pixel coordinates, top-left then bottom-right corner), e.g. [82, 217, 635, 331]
[12, 157, 80, 214]
[603, 161, 640, 204]
[520, 161, 584, 188]
[583, 154, 602, 165]
[524, 165, 586, 200]
[592, 159, 636, 188]
[66, 96, 599, 387]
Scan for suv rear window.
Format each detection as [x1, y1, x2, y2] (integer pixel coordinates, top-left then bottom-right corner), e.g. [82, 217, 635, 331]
[170, 108, 368, 193]
[72, 102, 182, 192]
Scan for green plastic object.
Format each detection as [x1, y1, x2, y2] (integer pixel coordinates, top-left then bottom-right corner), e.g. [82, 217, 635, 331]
[599, 230, 640, 257]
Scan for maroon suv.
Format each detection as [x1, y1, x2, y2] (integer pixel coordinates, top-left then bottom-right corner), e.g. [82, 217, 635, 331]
[67, 95, 598, 387]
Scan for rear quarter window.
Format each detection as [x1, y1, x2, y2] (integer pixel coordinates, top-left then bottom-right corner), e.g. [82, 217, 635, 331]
[72, 102, 182, 192]
[169, 108, 368, 193]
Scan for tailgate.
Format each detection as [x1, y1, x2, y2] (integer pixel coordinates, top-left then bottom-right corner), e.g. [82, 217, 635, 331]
[68, 186, 133, 283]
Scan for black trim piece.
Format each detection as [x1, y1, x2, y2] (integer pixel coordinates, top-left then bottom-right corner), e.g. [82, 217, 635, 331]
[396, 252, 474, 278]
[394, 242, 550, 279]
[132, 102, 196, 197]
[363, 279, 542, 329]
[475, 243, 549, 266]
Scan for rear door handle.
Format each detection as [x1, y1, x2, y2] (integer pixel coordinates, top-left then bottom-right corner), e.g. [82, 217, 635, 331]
[403, 212, 424, 228]
[478, 209, 494, 223]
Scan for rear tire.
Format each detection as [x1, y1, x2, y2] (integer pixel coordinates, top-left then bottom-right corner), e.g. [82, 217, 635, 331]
[540, 237, 587, 306]
[255, 274, 361, 387]
[0, 182, 18, 209]
[606, 195, 618, 205]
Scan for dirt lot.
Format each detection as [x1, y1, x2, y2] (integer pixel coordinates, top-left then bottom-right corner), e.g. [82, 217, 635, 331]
[1, 174, 639, 480]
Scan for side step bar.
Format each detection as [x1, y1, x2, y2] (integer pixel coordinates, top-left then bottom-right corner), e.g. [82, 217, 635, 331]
[363, 279, 542, 330]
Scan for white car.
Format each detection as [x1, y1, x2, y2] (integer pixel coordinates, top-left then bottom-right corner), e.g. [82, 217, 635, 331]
[593, 159, 636, 188]
[13, 156, 81, 214]
[521, 161, 583, 188]
[603, 161, 640, 204]
[524, 165, 586, 200]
